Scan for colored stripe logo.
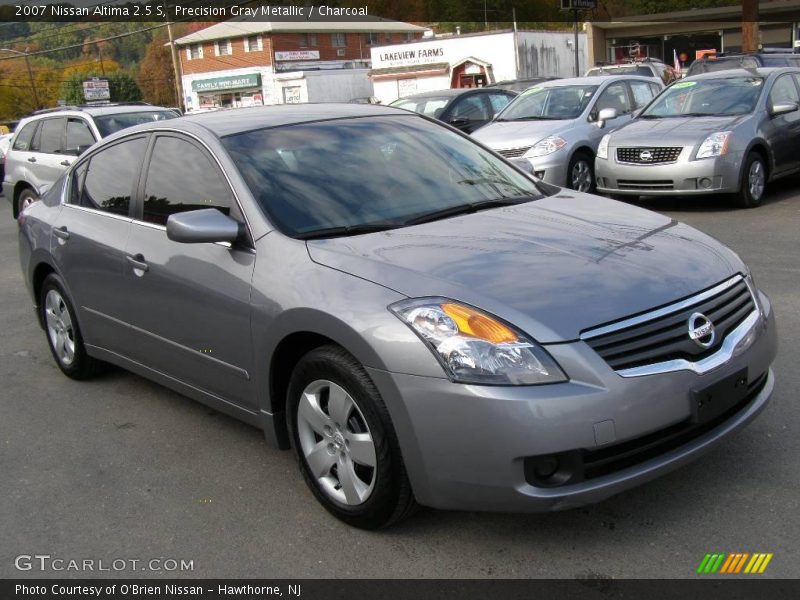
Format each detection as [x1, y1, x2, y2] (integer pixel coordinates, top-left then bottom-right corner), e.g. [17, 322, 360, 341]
[697, 553, 773, 574]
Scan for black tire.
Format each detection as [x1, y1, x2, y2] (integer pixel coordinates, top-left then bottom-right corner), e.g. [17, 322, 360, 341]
[734, 151, 767, 208]
[566, 151, 595, 193]
[16, 187, 39, 218]
[287, 344, 417, 529]
[40, 273, 102, 380]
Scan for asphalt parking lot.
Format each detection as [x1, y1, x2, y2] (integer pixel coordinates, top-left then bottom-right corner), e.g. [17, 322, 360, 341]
[0, 183, 798, 580]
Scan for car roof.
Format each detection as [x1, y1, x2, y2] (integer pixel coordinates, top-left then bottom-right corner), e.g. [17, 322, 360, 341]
[18, 105, 175, 126]
[682, 66, 796, 81]
[394, 88, 505, 101]
[540, 75, 659, 87]
[104, 103, 415, 139]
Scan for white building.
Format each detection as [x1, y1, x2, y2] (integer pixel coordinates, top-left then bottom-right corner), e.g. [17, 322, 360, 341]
[370, 29, 588, 104]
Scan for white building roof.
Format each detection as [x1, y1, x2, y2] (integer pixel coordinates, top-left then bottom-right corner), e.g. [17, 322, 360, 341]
[174, 18, 428, 46]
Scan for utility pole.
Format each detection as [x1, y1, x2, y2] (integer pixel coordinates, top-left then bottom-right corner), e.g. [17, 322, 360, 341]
[164, 1, 184, 110]
[742, 0, 759, 53]
[1, 48, 40, 110]
[573, 9, 580, 77]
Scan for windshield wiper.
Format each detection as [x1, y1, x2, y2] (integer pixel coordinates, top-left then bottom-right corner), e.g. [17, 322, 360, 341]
[296, 220, 402, 240]
[403, 197, 529, 226]
[457, 177, 528, 196]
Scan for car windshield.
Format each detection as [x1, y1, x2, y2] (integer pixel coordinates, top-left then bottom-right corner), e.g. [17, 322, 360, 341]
[93, 110, 178, 137]
[223, 115, 543, 238]
[641, 76, 764, 117]
[496, 84, 598, 121]
[390, 96, 451, 118]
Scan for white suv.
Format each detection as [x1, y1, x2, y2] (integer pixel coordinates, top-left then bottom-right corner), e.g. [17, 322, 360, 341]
[3, 104, 178, 217]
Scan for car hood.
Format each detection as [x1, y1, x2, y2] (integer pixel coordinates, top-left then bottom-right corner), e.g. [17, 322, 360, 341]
[610, 115, 749, 146]
[307, 192, 744, 343]
[472, 119, 575, 150]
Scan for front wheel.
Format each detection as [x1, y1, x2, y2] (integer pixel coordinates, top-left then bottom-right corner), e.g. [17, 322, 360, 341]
[567, 152, 595, 193]
[288, 345, 416, 529]
[735, 152, 767, 208]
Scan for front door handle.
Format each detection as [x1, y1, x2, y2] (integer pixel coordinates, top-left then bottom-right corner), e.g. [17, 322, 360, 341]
[60, 160, 71, 167]
[126, 254, 149, 274]
[53, 226, 70, 241]
[27, 156, 37, 163]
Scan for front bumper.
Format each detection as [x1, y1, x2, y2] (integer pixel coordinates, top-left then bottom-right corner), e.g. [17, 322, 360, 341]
[595, 150, 743, 196]
[369, 291, 776, 512]
[518, 154, 569, 188]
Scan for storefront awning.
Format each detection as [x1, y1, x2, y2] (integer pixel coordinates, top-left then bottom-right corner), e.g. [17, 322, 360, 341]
[369, 62, 450, 79]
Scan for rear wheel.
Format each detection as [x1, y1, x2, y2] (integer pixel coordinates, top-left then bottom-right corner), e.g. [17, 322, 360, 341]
[567, 152, 595, 193]
[288, 345, 416, 529]
[40, 273, 101, 379]
[16, 187, 39, 216]
[735, 152, 766, 208]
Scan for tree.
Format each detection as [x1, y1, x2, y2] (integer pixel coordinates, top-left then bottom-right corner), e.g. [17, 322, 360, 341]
[136, 34, 178, 107]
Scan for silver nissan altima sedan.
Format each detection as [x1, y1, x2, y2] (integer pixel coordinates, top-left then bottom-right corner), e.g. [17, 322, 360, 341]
[17, 104, 777, 529]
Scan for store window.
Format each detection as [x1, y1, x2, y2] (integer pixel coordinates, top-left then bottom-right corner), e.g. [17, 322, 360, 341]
[283, 86, 302, 104]
[331, 33, 346, 48]
[365, 33, 379, 45]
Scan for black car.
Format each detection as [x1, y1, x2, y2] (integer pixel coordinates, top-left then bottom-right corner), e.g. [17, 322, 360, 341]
[686, 49, 800, 77]
[389, 88, 517, 133]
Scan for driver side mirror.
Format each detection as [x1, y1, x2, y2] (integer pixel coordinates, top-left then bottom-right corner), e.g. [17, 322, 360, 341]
[770, 102, 799, 117]
[595, 108, 618, 128]
[65, 144, 93, 157]
[448, 117, 470, 127]
[166, 208, 242, 244]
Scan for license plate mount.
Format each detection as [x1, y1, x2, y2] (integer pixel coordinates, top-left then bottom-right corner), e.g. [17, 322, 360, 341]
[691, 368, 749, 425]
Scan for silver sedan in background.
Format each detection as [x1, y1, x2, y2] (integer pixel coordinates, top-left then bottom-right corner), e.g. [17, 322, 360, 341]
[595, 68, 800, 207]
[472, 75, 662, 192]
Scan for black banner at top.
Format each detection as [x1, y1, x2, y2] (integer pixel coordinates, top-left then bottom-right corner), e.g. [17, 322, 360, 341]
[0, 0, 780, 24]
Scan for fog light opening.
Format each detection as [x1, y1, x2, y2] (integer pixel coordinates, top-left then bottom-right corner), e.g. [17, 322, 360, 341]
[534, 456, 560, 479]
[699, 177, 713, 189]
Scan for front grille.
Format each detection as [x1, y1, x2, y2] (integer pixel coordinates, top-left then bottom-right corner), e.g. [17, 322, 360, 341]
[617, 179, 674, 190]
[497, 146, 531, 158]
[582, 277, 755, 372]
[617, 146, 683, 164]
[524, 371, 768, 487]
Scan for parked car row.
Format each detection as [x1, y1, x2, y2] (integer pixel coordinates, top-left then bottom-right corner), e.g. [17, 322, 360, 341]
[3, 104, 178, 216]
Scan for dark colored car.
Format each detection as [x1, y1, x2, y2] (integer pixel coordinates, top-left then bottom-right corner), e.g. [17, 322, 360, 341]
[686, 49, 800, 77]
[390, 88, 517, 133]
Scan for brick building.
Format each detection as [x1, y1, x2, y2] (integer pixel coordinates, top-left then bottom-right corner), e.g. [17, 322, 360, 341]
[173, 19, 427, 110]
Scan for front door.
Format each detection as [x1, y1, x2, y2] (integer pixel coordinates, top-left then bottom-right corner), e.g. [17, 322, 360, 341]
[122, 134, 256, 409]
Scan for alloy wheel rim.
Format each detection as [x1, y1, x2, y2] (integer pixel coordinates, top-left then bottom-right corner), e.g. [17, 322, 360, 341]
[45, 289, 76, 366]
[296, 379, 377, 506]
[571, 161, 592, 192]
[748, 160, 764, 200]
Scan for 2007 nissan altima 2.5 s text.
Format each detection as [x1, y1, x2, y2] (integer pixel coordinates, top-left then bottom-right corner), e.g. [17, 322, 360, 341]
[17, 104, 777, 529]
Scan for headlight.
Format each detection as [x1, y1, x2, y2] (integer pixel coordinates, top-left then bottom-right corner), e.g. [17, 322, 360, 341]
[597, 134, 611, 159]
[529, 135, 567, 157]
[390, 298, 567, 385]
[696, 131, 732, 159]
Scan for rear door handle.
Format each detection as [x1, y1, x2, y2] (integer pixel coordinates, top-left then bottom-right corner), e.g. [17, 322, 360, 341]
[53, 226, 70, 241]
[27, 156, 36, 163]
[126, 254, 149, 274]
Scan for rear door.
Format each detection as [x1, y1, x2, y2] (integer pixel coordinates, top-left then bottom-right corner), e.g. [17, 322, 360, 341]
[122, 133, 256, 409]
[49, 135, 148, 355]
[29, 117, 69, 191]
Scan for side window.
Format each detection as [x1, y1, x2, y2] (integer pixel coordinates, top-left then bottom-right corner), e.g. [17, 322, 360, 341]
[649, 83, 661, 97]
[450, 95, 489, 122]
[12, 122, 38, 151]
[78, 137, 147, 216]
[31, 118, 64, 154]
[629, 80, 657, 109]
[142, 136, 234, 226]
[595, 82, 632, 115]
[65, 118, 96, 155]
[487, 93, 513, 114]
[769, 74, 800, 107]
